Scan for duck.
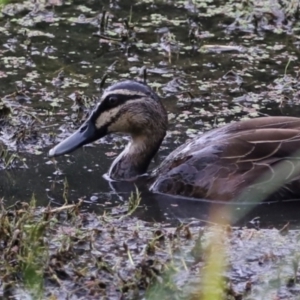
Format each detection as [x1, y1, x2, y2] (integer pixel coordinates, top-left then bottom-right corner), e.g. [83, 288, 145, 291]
[48, 80, 300, 202]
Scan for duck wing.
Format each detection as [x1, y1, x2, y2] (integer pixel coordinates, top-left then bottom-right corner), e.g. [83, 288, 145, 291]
[150, 117, 300, 201]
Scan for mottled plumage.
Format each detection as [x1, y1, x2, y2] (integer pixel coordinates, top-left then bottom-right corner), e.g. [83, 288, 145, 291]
[151, 117, 300, 201]
[49, 80, 300, 202]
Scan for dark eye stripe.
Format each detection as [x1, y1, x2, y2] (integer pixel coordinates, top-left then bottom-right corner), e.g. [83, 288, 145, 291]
[90, 94, 143, 122]
[104, 93, 143, 105]
[104, 93, 143, 109]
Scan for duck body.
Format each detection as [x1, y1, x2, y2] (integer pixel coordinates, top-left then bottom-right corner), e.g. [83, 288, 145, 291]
[49, 80, 300, 202]
[150, 117, 300, 201]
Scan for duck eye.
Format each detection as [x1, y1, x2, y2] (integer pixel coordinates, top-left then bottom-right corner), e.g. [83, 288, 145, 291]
[107, 96, 118, 106]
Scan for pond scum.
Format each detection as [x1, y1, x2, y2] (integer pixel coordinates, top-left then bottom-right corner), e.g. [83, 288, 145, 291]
[1, 0, 300, 299]
[0, 193, 300, 299]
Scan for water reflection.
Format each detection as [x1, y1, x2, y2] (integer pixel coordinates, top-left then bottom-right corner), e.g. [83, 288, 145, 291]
[1, 145, 300, 229]
[1, 0, 300, 229]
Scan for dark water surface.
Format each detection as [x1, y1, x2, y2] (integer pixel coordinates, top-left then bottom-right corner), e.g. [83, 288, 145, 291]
[1, 0, 300, 228]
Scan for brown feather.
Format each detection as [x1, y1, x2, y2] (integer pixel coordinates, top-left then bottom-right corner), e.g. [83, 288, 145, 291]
[150, 117, 300, 201]
[48, 80, 300, 202]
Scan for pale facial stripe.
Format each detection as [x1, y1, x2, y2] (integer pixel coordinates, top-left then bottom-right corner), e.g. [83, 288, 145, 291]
[101, 89, 147, 99]
[95, 99, 144, 130]
[95, 107, 120, 129]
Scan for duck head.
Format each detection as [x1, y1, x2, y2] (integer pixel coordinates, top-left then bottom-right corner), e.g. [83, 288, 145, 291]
[48, 80, 168, 179]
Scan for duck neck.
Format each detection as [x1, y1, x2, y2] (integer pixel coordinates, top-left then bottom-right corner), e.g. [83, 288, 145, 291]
[108, 132, 165, 180]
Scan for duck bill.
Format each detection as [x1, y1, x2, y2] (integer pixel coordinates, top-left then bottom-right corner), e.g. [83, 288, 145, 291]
[48, 119, 101, 157]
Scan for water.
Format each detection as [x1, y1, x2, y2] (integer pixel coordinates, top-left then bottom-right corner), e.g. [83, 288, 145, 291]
[1, 0, 300, 227]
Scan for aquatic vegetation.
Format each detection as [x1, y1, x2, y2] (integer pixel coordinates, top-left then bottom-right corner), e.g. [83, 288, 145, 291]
[1, 0, 300, 298]
[0, 199, 300, 299]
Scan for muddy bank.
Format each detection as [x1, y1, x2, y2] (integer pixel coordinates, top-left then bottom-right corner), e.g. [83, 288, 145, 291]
[0, 200, 299, 300]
